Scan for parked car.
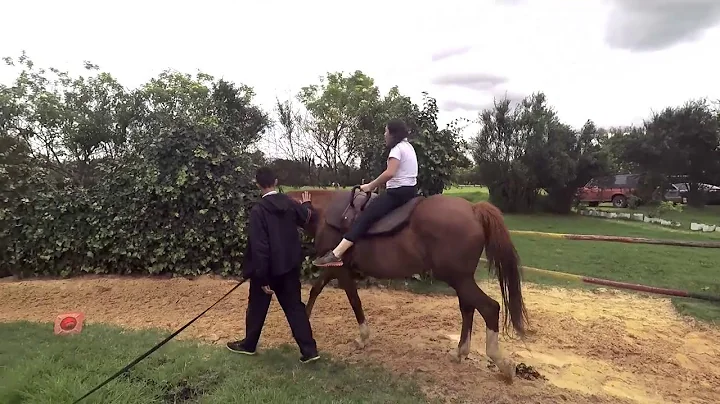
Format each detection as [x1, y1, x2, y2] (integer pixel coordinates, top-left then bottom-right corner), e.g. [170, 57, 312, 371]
[674, 182, 720, 205]
[660, 183, 686, 204]
[576, 174, 641, 208]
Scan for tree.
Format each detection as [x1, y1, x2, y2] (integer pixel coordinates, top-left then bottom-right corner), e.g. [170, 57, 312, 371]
[617, 99, 720, 206]
[412, 94, 469, 196]
[542, 120, 610, 213]
[1, 52, 136, 186]
[134, 70, 269, 152]
[473, 93, 608, 213]
[298, 71, 380, 180]
[473, 97, 538, 212]
[267, 96, 312, 160]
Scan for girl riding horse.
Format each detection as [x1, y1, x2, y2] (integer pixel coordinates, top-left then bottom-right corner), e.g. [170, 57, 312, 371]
[313, 119, 418, 267]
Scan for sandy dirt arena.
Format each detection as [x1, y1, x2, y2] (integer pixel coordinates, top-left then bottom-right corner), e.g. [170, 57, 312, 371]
[1, 276, 719, 403]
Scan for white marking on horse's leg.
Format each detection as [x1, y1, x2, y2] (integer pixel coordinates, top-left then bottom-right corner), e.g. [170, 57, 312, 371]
[485, 329, 500, 359]
[354, 322, 370, 349]
[460, 333, 472, 357]
[451, 332, 472, 363]
[486, 329, 515, 381]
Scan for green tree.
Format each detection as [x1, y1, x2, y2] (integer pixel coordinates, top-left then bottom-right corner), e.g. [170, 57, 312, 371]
[412, 94, 469, 196]
[135, 71, 269, 152]
[542, 120, 610, 213]
[473, 93, 608, 213]
[298, 71, 380, 180]
[473, 97, 538, 212]
[617, 99, 720, 206]
[3, 53, 128, 184]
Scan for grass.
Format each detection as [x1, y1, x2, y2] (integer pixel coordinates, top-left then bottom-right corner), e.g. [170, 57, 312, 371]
[443, 186, 489, 203]
[503, 214, 720, 240]
[510, 235, 720, 322]
[0, 322, 430, 404]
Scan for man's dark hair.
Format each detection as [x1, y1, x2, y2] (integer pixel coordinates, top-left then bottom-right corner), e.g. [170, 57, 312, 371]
[255, 166, 277, 188]
[386, 119, 410, 149]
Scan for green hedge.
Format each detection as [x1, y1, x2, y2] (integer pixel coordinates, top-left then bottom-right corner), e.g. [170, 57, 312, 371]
[1, 128, 258, 278]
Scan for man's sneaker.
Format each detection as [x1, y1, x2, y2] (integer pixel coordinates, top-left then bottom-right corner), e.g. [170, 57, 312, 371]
[226, 340, 256, 355]
[300, 353, 321, 364]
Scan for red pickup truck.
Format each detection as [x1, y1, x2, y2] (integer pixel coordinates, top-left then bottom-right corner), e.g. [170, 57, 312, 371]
[576, 174, 640, 208]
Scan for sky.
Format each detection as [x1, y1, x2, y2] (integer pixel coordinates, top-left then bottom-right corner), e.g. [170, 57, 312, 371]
[2, 0, 720, 155]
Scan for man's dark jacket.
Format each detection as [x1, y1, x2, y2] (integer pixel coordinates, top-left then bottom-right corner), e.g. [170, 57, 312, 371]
[242, 192, 312, 285]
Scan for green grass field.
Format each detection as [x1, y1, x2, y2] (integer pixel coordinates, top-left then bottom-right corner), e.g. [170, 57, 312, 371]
[443, 186, 720, 322]
[0, 322, 429, 404]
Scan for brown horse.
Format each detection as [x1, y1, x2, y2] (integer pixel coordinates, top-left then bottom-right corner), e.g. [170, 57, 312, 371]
[287, 189, 528, 381]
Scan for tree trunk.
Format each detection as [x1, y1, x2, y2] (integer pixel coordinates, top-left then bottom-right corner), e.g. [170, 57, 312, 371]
[687, 183, 706, 208]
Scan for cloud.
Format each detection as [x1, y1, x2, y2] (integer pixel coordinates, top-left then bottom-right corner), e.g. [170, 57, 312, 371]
[440, 90, 526, 113]
[431, 46, 472, 62]
[432, 72, 508, 91]
[605, 0, 720, 51]
[441, 99, 487, 112]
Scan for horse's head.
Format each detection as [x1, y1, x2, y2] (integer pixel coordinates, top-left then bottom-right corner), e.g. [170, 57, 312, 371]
[286, 189, 340, 237]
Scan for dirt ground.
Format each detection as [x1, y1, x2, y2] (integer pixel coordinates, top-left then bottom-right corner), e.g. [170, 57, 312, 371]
[1, 276, 718, 404]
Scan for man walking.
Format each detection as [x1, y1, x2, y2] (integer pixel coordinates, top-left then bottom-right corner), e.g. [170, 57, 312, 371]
[227, 167, 320, 363]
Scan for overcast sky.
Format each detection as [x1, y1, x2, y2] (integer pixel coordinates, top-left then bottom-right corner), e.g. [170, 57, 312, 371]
[2, 0, 720, 139]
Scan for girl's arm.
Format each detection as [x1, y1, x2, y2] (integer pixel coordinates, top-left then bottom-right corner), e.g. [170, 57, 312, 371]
[367, 158, 400, 190]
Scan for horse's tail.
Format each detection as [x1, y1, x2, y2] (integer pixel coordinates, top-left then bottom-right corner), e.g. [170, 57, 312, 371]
[472, 201, 528, 336]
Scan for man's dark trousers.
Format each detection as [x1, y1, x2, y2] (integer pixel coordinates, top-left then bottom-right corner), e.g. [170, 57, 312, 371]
[244, 267, 317, 356]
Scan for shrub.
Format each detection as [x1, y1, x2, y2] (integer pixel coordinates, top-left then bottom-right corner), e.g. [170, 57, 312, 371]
[627, 194, 642, 210]
[1, 127, 258, 278]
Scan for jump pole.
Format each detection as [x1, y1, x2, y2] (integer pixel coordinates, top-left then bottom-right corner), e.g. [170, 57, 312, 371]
[509, 230, 720, 249]
[479, 258, 720, 303]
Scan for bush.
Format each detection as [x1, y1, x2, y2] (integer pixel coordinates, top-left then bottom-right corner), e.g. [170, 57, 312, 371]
[652, 200, 684, 217]
[627, 194, 642, 210]
[1, 127, 258, 278]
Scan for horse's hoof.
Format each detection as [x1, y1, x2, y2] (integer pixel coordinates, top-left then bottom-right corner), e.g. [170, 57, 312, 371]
[496, 358, 515, 383]
[449, 348, 463, 363]
[354, 338, 367, 349]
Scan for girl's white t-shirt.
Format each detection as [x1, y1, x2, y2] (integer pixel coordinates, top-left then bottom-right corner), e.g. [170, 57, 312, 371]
[386, 140, 418, 189]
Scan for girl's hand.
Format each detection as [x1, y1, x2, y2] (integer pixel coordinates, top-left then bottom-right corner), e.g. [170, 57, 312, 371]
[360, 183, 375, 193]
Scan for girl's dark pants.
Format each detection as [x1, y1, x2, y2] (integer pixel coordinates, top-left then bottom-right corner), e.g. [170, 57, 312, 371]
[344, 185, 417, 242]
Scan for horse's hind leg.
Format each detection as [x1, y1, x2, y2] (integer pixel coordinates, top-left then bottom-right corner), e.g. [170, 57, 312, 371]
[306, 267, 335, 318]
[451, 298, 474, 363]
[455, 278, 515, 381]
[337, 269, 370, 349]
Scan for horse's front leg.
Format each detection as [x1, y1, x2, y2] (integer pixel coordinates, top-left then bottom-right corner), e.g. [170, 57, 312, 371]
[337, 268, 370, 349]
[306, 267, 335, 318]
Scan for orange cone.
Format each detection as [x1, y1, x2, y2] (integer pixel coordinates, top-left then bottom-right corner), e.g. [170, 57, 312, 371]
[54, 312, 85, 335]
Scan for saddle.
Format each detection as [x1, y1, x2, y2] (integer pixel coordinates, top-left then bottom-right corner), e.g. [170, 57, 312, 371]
[324, 186, 424, 236]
